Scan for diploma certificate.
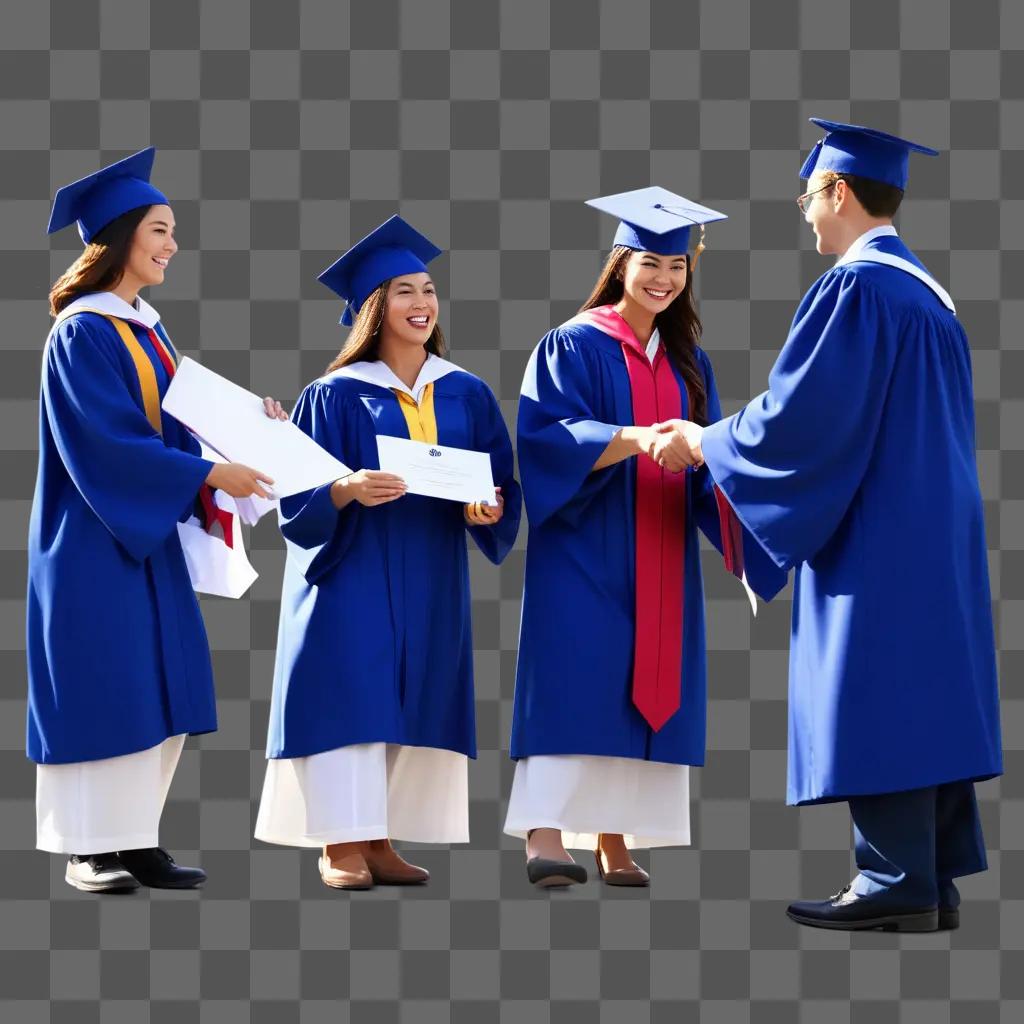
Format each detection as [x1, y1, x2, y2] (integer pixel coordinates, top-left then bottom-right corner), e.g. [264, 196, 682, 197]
[376, 435, 497, 505]
[163, 357, 350, 498]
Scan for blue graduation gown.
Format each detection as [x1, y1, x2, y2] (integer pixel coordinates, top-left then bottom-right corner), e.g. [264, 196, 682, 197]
[27, 308, 216, 764]
[701, 233, 1002, 804]
[267, 364, 521, 760]
[510, 319, 787, 766]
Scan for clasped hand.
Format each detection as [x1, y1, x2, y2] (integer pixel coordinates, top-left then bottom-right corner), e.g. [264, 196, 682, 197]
[644, 419, 704, 473]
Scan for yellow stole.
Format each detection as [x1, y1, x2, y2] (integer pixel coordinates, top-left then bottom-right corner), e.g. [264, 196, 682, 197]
[392, 381, 437, 444]
[53, 309, 178, 436]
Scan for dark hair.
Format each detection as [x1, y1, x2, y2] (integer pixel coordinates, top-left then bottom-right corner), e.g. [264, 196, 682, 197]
[822, 170, 904, 218]
[579, 246, 708, 425]
[325, 279, 447, 373]
[48, 205, 152, 316]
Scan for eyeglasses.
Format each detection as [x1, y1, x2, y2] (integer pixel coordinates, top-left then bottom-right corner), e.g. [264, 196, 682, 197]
[796, 182, 835, 214]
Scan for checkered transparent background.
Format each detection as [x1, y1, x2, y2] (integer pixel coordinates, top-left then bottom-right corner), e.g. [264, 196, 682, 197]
[0, 1, 1021, 1020]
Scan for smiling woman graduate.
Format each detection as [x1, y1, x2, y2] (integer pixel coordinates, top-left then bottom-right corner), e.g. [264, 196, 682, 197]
[254, 216, 521, 890]
[30, 148, 283, 893]
[504, 188, 788, 888]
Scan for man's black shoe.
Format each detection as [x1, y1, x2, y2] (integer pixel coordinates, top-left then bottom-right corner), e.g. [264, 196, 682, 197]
[117, 847, 206, 890]
[938, 881, 960, 930]
[65, 853, 140, 893]
[786, 883, 938, 932]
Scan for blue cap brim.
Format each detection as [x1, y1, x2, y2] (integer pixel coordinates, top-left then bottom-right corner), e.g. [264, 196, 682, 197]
[586, 186, 726, 255]
[800, 119, 938, 190]
[318, 215, 442, 321]
[47, 147, 167, 243]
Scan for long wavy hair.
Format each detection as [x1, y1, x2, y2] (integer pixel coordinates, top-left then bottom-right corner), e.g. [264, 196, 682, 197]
[325, 279, 448, 373]
[579, 245, 708, 425]
[48, 206, 151, 317]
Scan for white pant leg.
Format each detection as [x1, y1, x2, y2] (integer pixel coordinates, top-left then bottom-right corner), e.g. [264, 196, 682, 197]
[255, 742, 469, 847]
[385, 744, 469, 844]
[503, 753, 690, 850]
[36, 735, 187, 855]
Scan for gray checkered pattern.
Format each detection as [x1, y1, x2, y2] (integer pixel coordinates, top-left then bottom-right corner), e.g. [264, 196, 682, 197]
[1, 0, 1020, 1019]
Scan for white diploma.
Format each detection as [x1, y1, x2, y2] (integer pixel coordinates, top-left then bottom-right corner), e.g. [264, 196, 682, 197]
[162, 357, 350, 498]
[177, 514, 259, 600]
[376, 435, 497, 505]
[176, 441, 262, 600]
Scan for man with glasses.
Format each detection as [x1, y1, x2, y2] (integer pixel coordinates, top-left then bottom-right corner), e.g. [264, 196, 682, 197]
[666, 119, 1002, 932]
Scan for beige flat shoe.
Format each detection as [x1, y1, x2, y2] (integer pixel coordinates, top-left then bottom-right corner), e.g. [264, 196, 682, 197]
[362, 839, 429, 885]
[318, 851, 374, 890]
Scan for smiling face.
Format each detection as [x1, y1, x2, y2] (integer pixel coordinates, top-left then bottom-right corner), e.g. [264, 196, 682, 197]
[620, 249, 689, 317]
[381, 272, 439, 348]
[122, 204, 178, 289]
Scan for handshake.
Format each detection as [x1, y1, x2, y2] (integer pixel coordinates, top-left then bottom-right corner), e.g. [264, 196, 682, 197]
[644, 419, 704, 473]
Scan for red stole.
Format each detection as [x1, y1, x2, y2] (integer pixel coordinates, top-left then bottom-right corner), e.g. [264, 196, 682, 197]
[573, 306, 687, 732]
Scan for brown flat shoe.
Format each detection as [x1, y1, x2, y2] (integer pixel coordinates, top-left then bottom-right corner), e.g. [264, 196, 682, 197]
[595, 847, 650, 887]
[319, 851, 374, 890]
[362, 839, 429, 885]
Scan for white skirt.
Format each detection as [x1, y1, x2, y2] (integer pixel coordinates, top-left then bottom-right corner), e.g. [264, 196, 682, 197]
[36, 735, 186, 854]
[504, 754, 691, 850]
[254, 742, 469, 847]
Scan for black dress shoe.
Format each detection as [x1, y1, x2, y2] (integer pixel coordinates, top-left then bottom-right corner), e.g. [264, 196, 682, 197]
[526, 857, 588, 888]
[117, 847, 206, 890]
[937, 881, 960, 930]
[787, 883, 938, 932]
[65, 853, 140, 894]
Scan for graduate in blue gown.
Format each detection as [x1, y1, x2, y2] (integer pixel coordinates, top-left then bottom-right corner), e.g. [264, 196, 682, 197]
[694, 121, 1002, 931]
[504, 188, 788, 888]
[254, 216, 521, 890]
[30, 149, 283, 893]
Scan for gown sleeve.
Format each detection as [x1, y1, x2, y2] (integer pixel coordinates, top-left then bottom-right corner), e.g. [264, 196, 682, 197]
[277, 381, 360, 585]
[43, 315, 213, 563]
[465, 380, 522, 564]
[517, 327, 625, 528]
[701, 269, 898, 571]
[691, 348, 789, 601]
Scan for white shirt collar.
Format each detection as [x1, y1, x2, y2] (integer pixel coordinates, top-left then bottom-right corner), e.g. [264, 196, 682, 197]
[54, 290, 161, 329]
[329, 353, 464, 401]
[836, 224, 899, 267]
[645, 327, 661, 364]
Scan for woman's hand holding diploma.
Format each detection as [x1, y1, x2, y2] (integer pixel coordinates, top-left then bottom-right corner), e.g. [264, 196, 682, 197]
[331, 470, 408, 509]
[465, 486, 505, 526]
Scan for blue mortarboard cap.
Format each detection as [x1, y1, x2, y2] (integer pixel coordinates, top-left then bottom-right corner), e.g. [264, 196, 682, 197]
[47, 147, 168, 244]
[799, 118, 939, 191]
[318, 215, 443, 326]
[585, 186, 728, 256]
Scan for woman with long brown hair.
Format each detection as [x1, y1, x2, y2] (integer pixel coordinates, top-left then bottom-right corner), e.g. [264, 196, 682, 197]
[30, 148, 284, 892]
[254, 216, 521, 889]
[504, 188, 787, 887]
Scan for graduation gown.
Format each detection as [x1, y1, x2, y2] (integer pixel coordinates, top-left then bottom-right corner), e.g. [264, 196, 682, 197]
[267, 356, 521, 760]
[27, 292, 216, 765]
[701, 228, 1002, 804]
[510, 310, 787, 766]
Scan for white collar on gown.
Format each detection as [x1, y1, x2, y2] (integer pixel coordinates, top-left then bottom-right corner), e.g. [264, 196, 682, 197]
[329, 352, 465, 402]
[835, 224, 898, 265]
[54, 290, 161, 329]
